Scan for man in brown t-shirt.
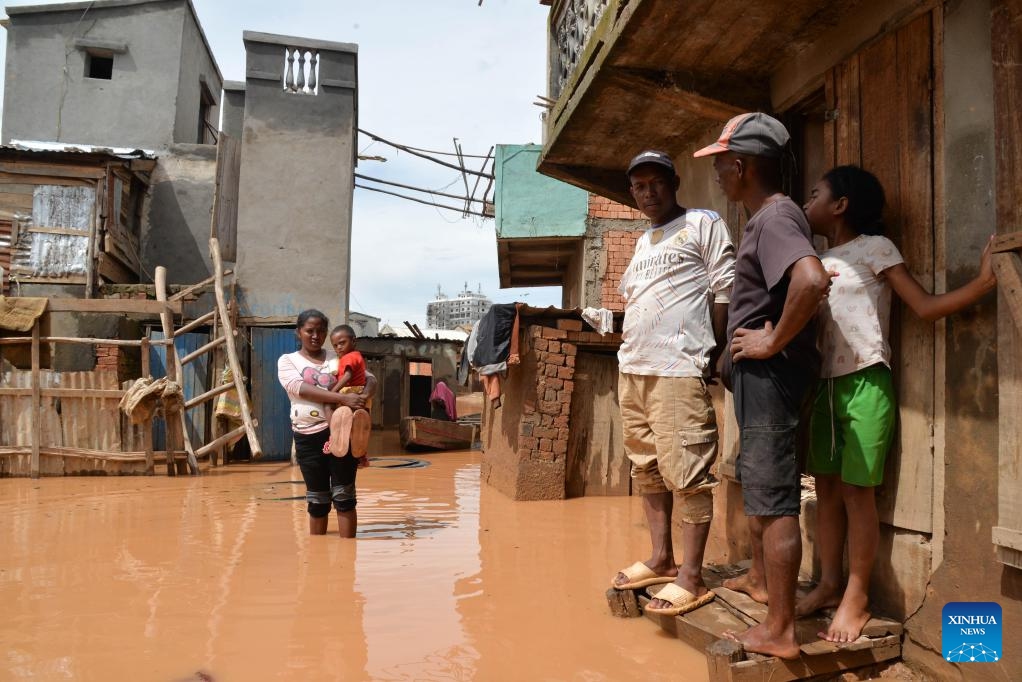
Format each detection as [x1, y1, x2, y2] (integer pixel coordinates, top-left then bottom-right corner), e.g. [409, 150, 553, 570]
[694, 113, 830, 659]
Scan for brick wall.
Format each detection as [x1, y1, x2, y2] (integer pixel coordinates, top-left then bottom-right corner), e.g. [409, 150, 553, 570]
[600, 229, 644, 311]
[94, 291, 150, 382]
[587, 194, 644, 220]
[587, 194, 646, 311]
[483, 321, 624, 500]
[520, 324, 578, 461]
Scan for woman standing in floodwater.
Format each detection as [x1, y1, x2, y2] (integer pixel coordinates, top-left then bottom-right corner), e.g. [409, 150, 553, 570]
[277, 309, 376, 537]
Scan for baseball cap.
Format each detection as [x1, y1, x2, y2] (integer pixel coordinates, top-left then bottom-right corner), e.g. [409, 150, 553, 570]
[693, 112, 790, 158]
[626, 150, 675, 176]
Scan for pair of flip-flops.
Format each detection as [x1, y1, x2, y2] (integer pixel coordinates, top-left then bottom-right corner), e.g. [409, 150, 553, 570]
[322, 408, 372, 458]
[612, 562, 715, 616]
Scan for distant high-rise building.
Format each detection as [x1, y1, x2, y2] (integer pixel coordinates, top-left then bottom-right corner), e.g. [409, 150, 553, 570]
[426, 283, 492, 330]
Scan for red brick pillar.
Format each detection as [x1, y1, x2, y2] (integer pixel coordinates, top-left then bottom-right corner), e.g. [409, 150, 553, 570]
[600, 230, 644, 311]
[95, 344, 121, 373]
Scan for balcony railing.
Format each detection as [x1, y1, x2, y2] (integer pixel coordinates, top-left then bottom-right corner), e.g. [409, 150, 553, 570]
[551, 0, 609, 99]
[283, 47, 319, 95]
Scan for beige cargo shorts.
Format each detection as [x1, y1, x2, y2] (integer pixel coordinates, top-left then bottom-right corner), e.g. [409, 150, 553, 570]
[619, 373, 719, 524]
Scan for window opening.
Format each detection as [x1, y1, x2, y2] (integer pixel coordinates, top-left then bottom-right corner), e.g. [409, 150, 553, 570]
[197, 82, 217, 144]
[85, 53, 113, 80]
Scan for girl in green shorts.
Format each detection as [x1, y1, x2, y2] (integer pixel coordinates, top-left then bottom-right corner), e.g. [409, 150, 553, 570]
[797, 165, 996, 642]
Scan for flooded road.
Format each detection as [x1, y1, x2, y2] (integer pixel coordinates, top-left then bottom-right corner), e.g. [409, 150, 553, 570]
[0, 434, 706, 681]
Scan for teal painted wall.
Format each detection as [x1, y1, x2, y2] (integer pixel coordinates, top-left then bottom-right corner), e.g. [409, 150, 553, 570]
[495, 144, 588, 238]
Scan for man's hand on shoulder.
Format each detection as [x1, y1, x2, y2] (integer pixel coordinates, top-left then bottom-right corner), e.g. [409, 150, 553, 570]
[730, 321, 779, 362]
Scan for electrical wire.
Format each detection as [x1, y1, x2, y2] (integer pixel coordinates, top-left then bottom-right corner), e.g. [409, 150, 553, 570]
[357, 129, 494, 178]
[354, 183, 490, 218]
[358, 130, 491, 159]
[354, 173, 485, 204]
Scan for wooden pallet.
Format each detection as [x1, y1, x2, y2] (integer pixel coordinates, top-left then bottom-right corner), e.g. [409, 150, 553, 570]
[606, 564, 902, 681]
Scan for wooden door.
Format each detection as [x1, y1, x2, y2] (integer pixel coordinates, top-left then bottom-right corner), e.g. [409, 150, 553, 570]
[565, 351, 629, 497]
[992, 0, 1022, 570]
[825, 12, 936, 533]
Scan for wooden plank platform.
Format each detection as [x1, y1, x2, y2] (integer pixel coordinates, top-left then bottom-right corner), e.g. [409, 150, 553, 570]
[607, 564, 902, 681]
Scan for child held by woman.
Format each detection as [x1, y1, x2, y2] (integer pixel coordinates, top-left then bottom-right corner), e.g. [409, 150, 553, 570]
[323, 325, 372, 467]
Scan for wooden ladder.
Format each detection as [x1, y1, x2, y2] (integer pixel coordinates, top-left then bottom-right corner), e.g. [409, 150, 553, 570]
[153, 237, 262, 474]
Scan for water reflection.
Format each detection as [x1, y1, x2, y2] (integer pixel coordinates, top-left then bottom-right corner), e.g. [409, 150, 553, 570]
[0, 450, 706, 681]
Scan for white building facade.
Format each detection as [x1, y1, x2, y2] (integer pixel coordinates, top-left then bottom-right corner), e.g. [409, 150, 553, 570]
[426, 283, 492, 330]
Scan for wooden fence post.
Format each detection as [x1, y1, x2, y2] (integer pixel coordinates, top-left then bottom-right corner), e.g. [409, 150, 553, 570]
[30, 320, 41, 478]
[140, 336, 155, 475]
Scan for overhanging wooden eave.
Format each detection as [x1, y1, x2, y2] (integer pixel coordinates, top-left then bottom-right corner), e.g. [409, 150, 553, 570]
[538, 1, 770, 201]
[497, 236, 582, 289]
[538, 0, 873, 200]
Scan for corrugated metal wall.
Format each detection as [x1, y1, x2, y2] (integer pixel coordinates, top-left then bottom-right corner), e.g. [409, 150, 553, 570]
[150, 331, 209, 450]
[250, 327, 296, 461]
[0, 219, 11, 295]
[27, 185, 94, 276]
[0, 368, 121, 450]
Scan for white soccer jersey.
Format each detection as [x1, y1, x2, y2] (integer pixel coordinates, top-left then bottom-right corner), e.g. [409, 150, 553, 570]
[617, 210, 735, 377]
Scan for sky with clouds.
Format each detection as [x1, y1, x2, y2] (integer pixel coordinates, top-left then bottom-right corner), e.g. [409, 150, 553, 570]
[0, 0, 563, 327]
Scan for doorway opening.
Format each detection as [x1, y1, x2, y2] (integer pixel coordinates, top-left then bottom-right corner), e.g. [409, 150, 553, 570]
[407, 360, 433, 418]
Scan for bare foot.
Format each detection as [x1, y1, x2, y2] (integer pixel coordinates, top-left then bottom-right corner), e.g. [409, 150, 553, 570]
[613, 560, 677, 589]
[328, 407, 353, 457]
[819, 592, 871, 643]
[724, 623, 800, 660]
[350, 409, 371, 457]
[795, 582, 841, 617]
[648, 568, 707, 610]
[723, 572, 769, 604]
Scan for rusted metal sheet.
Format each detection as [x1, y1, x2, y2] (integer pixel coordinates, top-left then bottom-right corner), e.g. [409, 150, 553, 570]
[250, 327, 295, 460]
[0, 367, 121, 451]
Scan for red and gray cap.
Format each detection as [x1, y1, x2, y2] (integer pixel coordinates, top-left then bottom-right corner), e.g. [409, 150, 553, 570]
[693, 112, 790, 158]
[626, 149, 676, 176]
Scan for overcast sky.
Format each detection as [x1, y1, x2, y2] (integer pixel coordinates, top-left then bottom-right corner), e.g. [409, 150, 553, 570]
[0, 0, 563, 327]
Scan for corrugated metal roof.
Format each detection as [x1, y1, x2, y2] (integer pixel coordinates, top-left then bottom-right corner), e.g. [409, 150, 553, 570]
[377, 324, 468, 341]
[5, 140, 157, 159]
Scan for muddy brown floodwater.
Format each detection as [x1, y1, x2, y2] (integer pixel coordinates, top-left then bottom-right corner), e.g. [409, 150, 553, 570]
[0, 433, 707, 681]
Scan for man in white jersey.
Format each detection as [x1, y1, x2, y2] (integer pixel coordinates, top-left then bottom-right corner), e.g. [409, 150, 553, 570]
[611, 150, 736, 615]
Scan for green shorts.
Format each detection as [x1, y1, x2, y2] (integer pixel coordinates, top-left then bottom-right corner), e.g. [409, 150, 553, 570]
[807, 364, 895, 487]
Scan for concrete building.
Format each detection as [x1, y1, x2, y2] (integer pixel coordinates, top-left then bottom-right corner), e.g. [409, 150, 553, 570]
[531, 0, 1022, 678]
[234, 31, 358, 326]
[0, 5, 362, 463]
[1, 0, 222, 150]
[426, 283, 492, 330]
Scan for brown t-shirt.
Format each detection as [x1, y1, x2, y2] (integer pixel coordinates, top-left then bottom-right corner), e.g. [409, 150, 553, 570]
[725, 196, 821, 378]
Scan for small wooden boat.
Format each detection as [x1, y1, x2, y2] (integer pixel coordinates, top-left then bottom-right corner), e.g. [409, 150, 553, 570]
[399, 416, 476, 451]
